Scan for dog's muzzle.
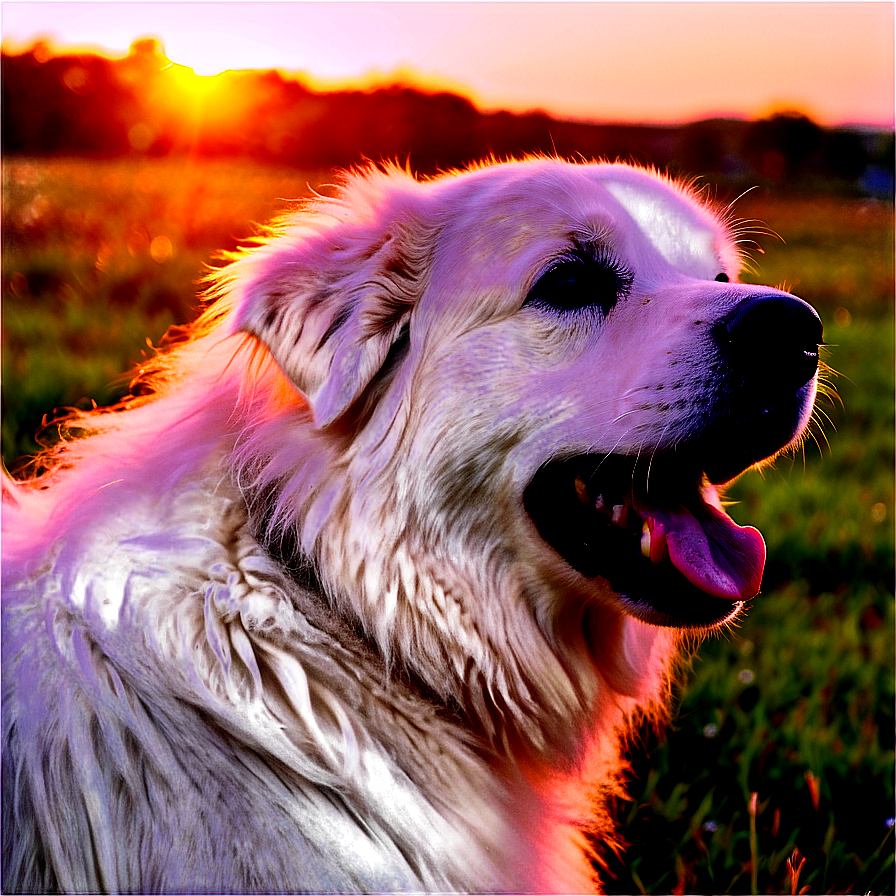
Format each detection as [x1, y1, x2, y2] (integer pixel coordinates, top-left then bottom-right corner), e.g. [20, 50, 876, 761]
[524, 290, 822, 629]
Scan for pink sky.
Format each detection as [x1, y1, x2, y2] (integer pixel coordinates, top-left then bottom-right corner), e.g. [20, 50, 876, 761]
[2, 2, 893, 127]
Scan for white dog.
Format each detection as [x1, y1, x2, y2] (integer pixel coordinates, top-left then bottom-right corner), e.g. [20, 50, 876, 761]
[2, 159, 822, 893]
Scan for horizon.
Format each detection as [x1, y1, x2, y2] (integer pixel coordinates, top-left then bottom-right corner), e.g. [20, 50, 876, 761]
[1, 2, 893, 130]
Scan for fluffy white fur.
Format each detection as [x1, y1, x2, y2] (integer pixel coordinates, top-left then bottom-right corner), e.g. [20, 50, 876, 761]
[2, 159, 816, 893]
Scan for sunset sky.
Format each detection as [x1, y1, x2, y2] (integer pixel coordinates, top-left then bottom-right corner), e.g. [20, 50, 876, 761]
[2, 2, 893, 127]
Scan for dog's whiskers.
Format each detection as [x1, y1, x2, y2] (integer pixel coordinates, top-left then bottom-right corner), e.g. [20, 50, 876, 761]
[644, 425, 674, 498]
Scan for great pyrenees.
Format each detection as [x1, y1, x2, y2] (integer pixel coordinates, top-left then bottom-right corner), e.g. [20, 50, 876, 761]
[2, 159, 822, 893]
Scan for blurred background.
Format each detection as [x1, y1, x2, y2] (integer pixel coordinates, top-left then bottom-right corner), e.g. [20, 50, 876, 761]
[2, 2, 893, 892]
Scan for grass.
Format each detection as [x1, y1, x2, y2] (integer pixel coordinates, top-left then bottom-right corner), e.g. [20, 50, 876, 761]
[3, 157, 893, 894]
[2, 157, 331, 464]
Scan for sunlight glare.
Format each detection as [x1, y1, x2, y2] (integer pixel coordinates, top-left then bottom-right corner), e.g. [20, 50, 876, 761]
[166, 63, 218, 101]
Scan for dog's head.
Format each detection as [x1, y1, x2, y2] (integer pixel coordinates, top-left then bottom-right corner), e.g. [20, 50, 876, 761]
[231, 159, 821, 747]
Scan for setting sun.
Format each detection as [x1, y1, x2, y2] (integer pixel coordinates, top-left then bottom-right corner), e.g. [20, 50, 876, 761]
[165, 64, 218, 99]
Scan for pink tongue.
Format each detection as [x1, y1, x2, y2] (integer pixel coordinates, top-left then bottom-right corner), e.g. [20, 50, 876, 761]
[635, 496, 766, 600]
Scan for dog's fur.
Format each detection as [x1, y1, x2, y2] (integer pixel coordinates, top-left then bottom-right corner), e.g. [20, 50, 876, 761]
[2, 159, 820, 893]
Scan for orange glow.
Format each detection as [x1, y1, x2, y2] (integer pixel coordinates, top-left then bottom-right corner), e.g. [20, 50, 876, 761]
[165, 65, 218, 103]
[295, 65, 481, 109]
[133, 53, 264, 135]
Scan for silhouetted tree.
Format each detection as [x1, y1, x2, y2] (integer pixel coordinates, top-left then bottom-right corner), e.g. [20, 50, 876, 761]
[743, 111, 824, 183]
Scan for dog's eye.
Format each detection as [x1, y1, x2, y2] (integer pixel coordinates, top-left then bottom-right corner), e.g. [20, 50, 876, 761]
[524, 249, 632, 318]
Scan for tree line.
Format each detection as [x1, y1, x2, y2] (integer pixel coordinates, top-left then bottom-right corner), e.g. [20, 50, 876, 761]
[3, 38, 893, 195]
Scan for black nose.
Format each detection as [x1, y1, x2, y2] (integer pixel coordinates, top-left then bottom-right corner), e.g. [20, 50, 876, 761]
[717, 293, 823, 392]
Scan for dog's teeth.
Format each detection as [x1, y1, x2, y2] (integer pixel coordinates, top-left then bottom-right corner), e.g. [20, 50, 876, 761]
[594, 493, 608, 514]
[611, 504, 628, 528]
[641, 520, 670, 563]
[574, 476, 590, 504]
[640, 522, 651, 558]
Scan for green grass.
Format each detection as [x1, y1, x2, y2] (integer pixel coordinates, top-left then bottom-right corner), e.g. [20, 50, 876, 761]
[2, 157, 330, 464]
[3, 159, 893, 893]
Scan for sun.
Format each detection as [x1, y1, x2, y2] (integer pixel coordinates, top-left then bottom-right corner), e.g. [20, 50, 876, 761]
[145, 55, 263, 135]
[165, 62, 219, 101]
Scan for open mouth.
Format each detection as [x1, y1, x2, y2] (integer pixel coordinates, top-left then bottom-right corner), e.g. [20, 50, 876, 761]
[523, 453, 766, 629]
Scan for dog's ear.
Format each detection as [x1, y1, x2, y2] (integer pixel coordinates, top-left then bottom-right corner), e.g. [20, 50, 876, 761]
[233, 189, 427, 428]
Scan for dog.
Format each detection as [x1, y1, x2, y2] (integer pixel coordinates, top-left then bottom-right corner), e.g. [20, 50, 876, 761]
[2, 159, 822, 893]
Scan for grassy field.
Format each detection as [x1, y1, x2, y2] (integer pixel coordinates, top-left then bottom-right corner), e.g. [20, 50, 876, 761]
[3, 157, 893, 894]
